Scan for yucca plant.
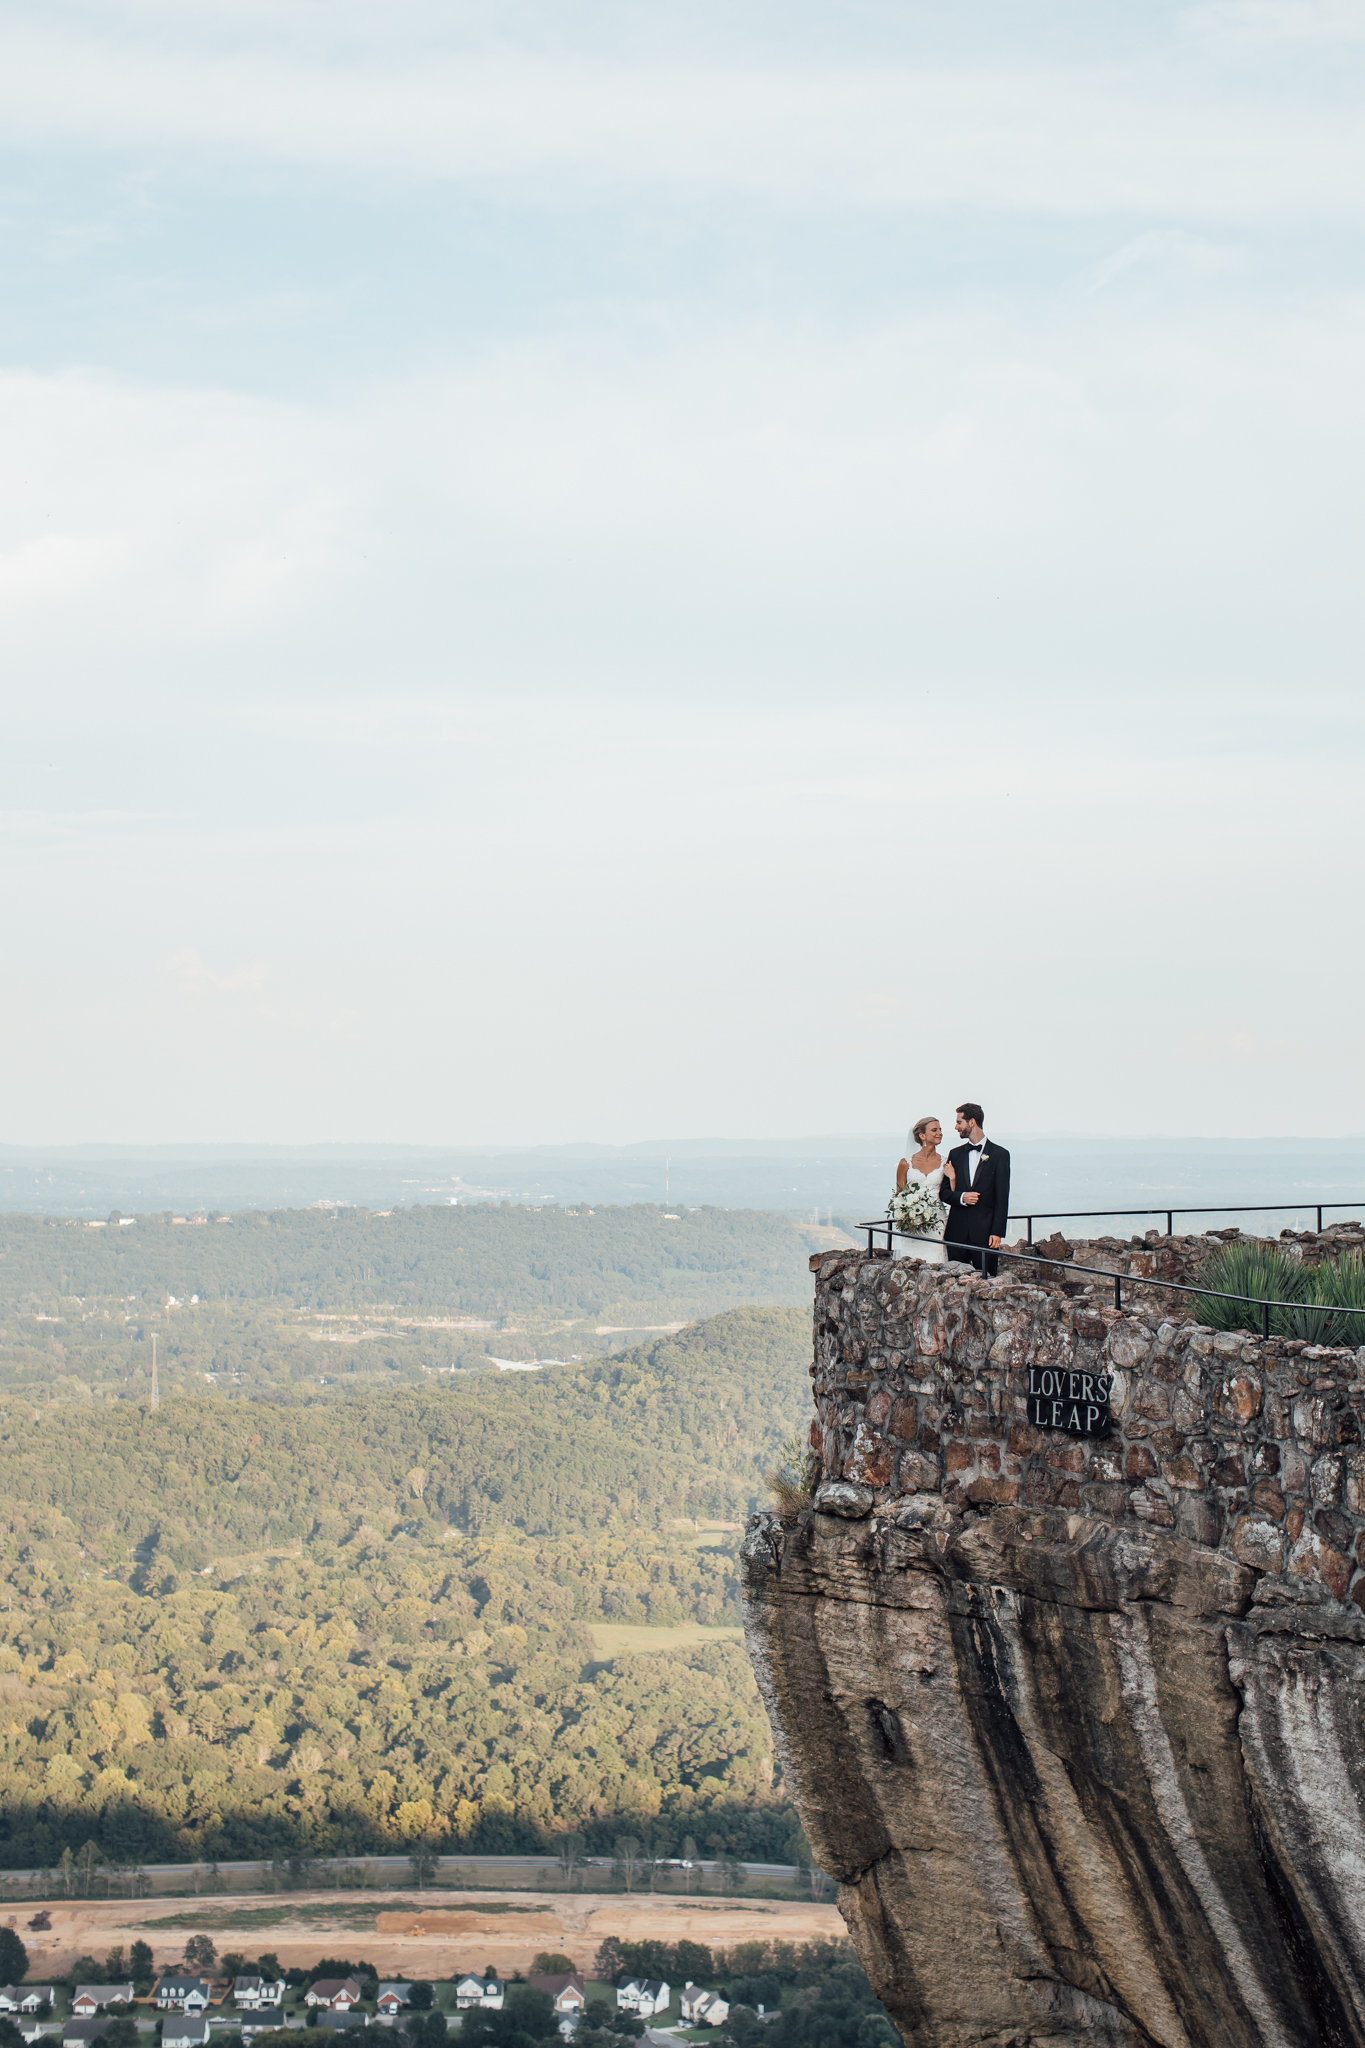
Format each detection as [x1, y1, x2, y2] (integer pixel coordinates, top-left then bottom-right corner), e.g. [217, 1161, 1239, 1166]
[1193, 1242, 1312, 1335]
[1284, 1252, 1365, 1348]
[766, 1430, 820, 1514]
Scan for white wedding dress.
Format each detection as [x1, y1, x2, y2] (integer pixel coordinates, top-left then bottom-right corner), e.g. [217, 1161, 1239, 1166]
[898, 1161, 948, 1266]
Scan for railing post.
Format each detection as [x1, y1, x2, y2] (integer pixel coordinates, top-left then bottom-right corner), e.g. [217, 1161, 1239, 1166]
[1114, 1274, 1122, 1311]
[865, 1226, 874, 1255]
[1166, 1211, 1173, 1236]
[1317, 1206, 1324, 1233]
[1027, 1216, 1033, 1244]
[1262, 1302, 1270, 1340]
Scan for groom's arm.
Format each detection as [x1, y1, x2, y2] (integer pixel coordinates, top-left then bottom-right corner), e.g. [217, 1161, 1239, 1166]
[989, 1148, 1011, 1240]
[940, 1150, 962, 1209]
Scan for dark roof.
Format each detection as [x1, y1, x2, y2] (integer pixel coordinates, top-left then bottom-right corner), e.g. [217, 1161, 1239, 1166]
[528, 1977, 586, 1998]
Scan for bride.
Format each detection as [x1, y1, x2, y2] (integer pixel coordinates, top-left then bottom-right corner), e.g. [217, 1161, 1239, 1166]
[894, 1116, 956, 1265]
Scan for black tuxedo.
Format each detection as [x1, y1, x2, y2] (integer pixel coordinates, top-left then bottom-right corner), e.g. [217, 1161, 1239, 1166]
[942, 1138, 1011, 1276]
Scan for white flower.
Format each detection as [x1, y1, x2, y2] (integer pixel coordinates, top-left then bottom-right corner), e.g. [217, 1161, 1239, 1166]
[887, 1182, 947, 1238]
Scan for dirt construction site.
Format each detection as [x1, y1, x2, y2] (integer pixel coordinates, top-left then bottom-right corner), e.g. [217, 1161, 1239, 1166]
[13, 1891, 845, 1978]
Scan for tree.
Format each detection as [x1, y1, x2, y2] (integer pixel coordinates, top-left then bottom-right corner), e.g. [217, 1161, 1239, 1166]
[593, 1942, 623, 1983]
[553, 1834, 584, 1889]
[718, 1854, 747, 1896]
[257, 1957, 283, 1983]
[681, 1836, 699, 1895]
[221, 1956, 247, 1981]
[409, 1986, 434, 2012]
[530, 1955, 575, 1976]
[129, 1942, 154, 1984]
[184, 1934, 217, 1975]
[612, 1838, 642, 1894]
[408, 1845, 439, 1891]
[104, 1947, 126, 1981]
[0, 1931, 27, 1986]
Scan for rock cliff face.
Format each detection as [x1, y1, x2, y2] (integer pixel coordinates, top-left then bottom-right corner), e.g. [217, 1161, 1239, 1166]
[742, 1249, 1365, 2048]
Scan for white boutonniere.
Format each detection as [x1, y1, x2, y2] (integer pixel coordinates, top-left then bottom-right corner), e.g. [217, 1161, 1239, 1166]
[980, 1153, 991, 1164]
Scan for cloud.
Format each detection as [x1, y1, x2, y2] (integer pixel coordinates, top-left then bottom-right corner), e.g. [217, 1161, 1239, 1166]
[161, 951, 271, 1003]
[0, 15, 1363, 220]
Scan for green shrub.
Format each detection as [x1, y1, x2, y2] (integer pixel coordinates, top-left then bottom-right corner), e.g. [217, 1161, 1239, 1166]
[1195, 1242, 1365, 1347]
[765, 1432, 819, 1515]
[1291, 1253, 1365, 1348]
[1193, 1243, 1310, 1335]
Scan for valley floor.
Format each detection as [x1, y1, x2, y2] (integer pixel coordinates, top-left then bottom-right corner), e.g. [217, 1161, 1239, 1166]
[15, 1888, 844, 1977]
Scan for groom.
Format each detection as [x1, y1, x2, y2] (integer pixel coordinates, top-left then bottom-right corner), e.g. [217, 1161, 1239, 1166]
[942, 1103, 1011, 1278]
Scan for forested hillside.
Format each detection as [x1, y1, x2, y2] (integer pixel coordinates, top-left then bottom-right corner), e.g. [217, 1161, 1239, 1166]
[0, 1308, 811, 1871]
[0, 1205, 841, 1402]
[0, 1204, 826, 1317]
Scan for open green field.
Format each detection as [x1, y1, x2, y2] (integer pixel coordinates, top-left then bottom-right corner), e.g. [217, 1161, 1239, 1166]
[590, 1623, 745, 1657]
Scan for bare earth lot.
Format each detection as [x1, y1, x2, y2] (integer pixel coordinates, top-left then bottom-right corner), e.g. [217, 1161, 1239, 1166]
[15, 1891, 844, 1977]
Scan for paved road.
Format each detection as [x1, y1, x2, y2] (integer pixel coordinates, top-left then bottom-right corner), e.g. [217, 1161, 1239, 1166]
[4, 1854, 799, 1883]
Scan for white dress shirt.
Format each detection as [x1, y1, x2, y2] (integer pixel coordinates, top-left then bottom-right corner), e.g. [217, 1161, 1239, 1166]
[967, 1142, 984, 1186]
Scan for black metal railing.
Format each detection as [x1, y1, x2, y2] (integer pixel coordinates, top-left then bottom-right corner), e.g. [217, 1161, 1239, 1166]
[853, 1221, 1360, 1342]
[1009, 1200, 1364, 1242]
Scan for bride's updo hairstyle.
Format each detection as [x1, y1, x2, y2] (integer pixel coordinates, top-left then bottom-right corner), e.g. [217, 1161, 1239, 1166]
[911, 1116, 938, 1144]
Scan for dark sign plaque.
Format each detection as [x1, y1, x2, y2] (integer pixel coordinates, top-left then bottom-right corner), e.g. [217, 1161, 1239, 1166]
[1026, 1367, 1112, 1438]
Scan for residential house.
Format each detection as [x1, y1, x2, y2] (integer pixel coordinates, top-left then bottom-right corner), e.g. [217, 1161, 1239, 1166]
[375, 1987, 413, 2017]
[154, 1980, 211, 2013]
[305, 1981, 363, 2013]
[71, 1990, 133, 2017]
[526, 1977, 585, 2016]
[162, 2019, 211, 2048]
[454, 1978, 502, 2011]
[63, 2022, 120, 2048]
[616, 1982, 669, 2019]
[307, 1981, 363, 2014]
[0, 1991, 52, 2016]
[232, 1979, 285, 2013]
[680, 1987, 728, 2027]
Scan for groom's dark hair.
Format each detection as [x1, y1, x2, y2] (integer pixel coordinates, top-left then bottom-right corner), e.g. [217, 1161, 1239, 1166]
[957, 1102, 985, 1127]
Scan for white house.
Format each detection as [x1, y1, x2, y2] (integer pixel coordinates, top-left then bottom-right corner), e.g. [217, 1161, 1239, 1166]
[232, 1979, 285, 2013]
[71, 1990, 133, 2017]
[616, 1982, 669, 2019]
[154, 1980, 211, 2013]
[680, 1987, 729, 2027]
[163, 2019, 211, 2048]
[0, 1990, 52, 2016]
[454, 1978, 502, 2011]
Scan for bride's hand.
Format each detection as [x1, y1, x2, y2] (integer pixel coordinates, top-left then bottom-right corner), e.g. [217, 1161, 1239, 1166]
[944, 1162, 956, 1189]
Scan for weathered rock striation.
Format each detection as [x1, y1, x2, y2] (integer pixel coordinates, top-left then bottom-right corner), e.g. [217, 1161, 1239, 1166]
[742, 1247, 1365, 2048]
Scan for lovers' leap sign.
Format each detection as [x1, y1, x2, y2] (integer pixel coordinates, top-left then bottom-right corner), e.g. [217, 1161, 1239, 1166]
[1026, 1366, 1112, 1439]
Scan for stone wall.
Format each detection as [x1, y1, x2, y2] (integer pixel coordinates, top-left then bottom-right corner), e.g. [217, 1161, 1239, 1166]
[808, 1243, 1365, 1596]
[742, 1245, 1365, 2048]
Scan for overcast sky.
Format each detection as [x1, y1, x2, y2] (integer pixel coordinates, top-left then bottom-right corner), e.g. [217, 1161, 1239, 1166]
[3, 0, 1363, 1147]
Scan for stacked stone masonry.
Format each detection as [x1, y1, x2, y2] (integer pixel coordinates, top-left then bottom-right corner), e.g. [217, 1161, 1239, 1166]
[809, 1242, 1365, 1597]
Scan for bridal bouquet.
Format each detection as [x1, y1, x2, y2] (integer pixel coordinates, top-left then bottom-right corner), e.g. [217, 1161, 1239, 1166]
[888, 1181, 946, 1238]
